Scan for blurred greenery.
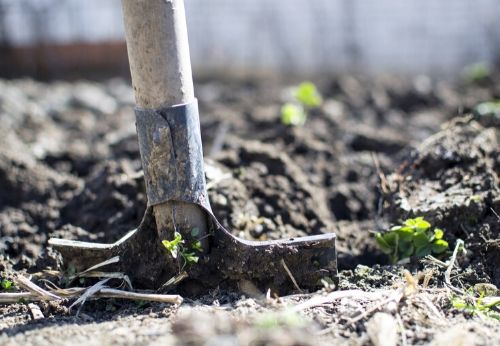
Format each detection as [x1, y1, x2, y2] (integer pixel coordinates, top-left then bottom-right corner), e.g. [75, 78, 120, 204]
[375, 217, 448, 264]
[294, 82, 323, 108]
[280, 81, 322, 126]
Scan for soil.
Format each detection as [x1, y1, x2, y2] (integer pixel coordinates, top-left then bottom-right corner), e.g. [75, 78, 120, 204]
[0, 74, 499, 345]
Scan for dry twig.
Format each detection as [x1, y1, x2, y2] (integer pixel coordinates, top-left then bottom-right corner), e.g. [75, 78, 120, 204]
[422, 269, 434, 289]
[95, 288, 183, 304]
[444, 239, 465, 295]
[490, 207, 500, 221]
[417, 293, 445, 321]
[0, 292, 33, 303]
[347, 287, 405, 325]
[14, 275, 62, 301]
[70, 278, 111, 314]
[281, 259, 302, 292]
[161, 271, 188, 289]
[77, 272, 133, 289]
[0, 288, 183, 305]
[75, 256, 120, 277]
[371, 153, 390, 194]
[292, 289, 386, 312]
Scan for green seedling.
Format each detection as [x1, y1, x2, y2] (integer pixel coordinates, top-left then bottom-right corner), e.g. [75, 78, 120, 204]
[162, 232, 184, 259]
[474, 100, 500, 118]
[468, 195, 482, 203]
[191, 240, 203, 252]
[452, 292, 500, 321]
[375, 217, 449, 264]
[162, 231, 201, 269]
[294, 81, 323, 108]
[281, 103, 306, 126]
[1, 279, 13, 290]
[281, 81, 322, 126]
[464, 62, 491, 83]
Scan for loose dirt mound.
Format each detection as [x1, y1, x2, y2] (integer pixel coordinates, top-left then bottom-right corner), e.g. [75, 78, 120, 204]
[386, 119, 499, 286]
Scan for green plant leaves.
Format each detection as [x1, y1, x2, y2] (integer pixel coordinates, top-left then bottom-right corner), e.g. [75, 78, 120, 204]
[162, 232, 200, 268]
[404, 217, 430, 231]
[191, 240, 202, 252]
[415, 246, 431, 258]
[375, 233, 393, 255]
[281, 103, 306, 126]
[412, 232, 429, 248]
[452, 293, 500, 321]
[434, 228, 444, 240]
[182, 251, 199, 264]
[396, 226, 414, 241]
[375, 217, 449, 263]
[280, 82, 322, 127]
[294, 82, 323, 108]
[399, 241, 414, 259]
[474, 100, 500, 118]
[1, 279, 13, 290]
[162, 231, 183, 259]
[464, 62, 491, 83]
[431, 239, 449, 254]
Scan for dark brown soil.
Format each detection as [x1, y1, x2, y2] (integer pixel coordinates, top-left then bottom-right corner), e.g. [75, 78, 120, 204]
[0, 75, 499, 345]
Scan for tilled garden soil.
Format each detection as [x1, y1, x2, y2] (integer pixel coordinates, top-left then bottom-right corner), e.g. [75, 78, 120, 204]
[0, 75, 499, 345]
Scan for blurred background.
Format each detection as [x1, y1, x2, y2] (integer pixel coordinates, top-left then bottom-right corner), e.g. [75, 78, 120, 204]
[1, 0, 499, 79]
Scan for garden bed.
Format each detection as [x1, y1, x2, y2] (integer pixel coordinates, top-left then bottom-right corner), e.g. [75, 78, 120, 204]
[0, 74, 499, 345]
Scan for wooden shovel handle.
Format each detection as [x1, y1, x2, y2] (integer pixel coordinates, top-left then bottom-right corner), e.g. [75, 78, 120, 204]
[122, 0, 194, 108]
[121, 0, 208, 247]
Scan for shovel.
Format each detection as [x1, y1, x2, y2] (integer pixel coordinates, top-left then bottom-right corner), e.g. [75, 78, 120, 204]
[49, 0, 337, 293]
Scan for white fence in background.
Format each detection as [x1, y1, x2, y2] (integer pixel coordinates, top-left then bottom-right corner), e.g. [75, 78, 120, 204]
[1, 0, 499, 75]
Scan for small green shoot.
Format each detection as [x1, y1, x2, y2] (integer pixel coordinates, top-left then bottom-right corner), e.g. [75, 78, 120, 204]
[1, 279, 13, 290]
[474, 100, 500, 119]
[452, 293, 500, 321]
[281, 103, 306, 126]
[162, 232, 183, 259]
[281, 81, 322, 126]
[468, 195, 482, 203]
[162, 232, 202, 269]
[191, 240, 203, 252]
[294, 82, 323, 108]
[464, 62, 491, 83]
[181, 251, 199, 265]
[375, 217, 449, 264]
